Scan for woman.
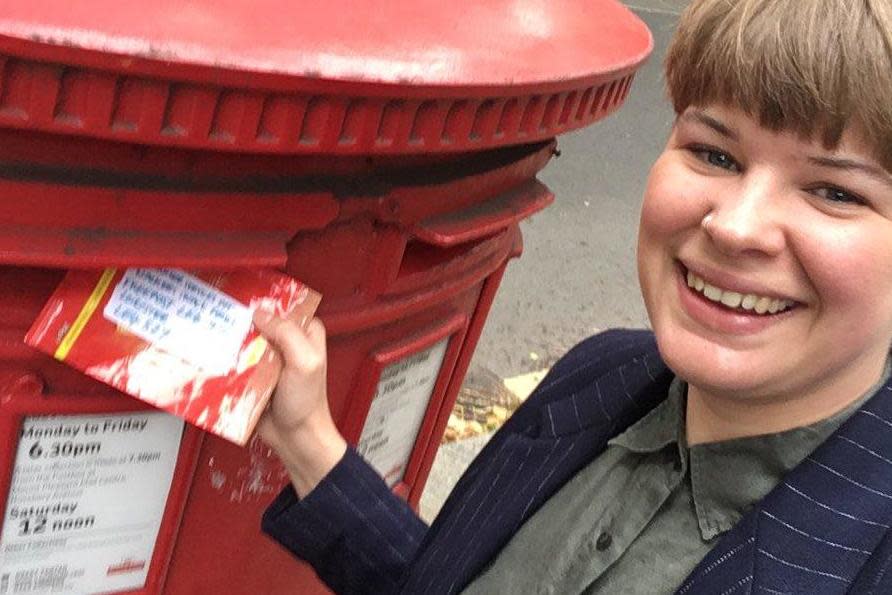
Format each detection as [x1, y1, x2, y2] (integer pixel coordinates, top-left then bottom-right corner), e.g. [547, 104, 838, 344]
[253, 1, 892, 592]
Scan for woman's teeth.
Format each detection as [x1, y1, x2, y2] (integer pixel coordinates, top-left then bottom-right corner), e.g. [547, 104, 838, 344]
[686, 271, 794, 315]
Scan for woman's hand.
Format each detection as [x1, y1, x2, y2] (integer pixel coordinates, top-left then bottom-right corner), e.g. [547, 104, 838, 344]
[252, 309, 347, 497]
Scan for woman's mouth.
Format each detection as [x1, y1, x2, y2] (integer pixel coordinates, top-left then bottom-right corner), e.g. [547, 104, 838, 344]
[684, 270, 795, 315]
[675, 263, 800, 334]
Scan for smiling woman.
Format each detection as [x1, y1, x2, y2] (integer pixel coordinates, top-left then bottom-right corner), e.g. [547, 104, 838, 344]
[638, 105, 892, 443]
[639, 0, 892, 445]
[254, 1, 892, 593]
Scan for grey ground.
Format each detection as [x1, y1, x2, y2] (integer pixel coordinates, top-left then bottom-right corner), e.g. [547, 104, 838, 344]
[420, 1, 686, 522]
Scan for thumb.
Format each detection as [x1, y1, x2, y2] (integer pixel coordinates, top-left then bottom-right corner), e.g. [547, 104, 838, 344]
[252, 308, 314, 366]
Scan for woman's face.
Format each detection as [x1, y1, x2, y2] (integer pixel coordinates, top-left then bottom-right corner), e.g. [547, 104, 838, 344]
[637, 104, 892, 408]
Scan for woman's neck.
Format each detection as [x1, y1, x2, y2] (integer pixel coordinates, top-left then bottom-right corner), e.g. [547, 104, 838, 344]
[685, 353, 890, 446]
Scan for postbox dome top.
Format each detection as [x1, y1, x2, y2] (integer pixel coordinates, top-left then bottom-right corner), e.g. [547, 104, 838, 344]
[0, 0, 652, 154]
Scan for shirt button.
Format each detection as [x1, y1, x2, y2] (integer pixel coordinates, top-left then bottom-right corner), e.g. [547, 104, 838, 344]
[595, 532, 612, 551]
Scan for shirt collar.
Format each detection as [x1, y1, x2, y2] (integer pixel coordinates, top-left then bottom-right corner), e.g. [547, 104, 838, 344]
[608, 378, 683, 454]
[689, 357, 891, 539]
[609, 357, 891, 541]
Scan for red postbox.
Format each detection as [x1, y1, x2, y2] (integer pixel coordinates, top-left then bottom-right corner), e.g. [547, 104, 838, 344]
[0, 1, 651, 593]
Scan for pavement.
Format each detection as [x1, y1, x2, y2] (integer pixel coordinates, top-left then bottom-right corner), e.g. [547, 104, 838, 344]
[419, 0, 688, 523]
[626, 0, 690, 13]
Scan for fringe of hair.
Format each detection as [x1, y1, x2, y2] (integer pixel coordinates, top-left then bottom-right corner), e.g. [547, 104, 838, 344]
[665, 0, 892, 170]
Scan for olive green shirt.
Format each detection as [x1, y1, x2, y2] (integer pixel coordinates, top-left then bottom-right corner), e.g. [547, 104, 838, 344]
[463, 360, 891, 595]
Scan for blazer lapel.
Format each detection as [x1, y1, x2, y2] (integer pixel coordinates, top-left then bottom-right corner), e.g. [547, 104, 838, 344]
[414, 331, 673, 593]
[676, 383, 892, 594]
[538, 350, 670, 439]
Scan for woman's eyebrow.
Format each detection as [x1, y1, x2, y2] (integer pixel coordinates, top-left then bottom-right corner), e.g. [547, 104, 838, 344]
[808, 155, 892, 190]
[679, 110, 739, 141]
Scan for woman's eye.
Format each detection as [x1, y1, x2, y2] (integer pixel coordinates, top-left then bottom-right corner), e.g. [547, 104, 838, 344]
[691, 147, 740, 172]
[811, 186, 866, 206]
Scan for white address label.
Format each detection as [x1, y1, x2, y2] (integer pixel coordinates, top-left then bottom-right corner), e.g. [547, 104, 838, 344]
[357, 338, 449, 487]
[103, 269, 253, 374]
[0, 412, 183, 595]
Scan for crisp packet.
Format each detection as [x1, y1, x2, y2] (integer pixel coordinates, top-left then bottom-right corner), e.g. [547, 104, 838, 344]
[25, 268, 320, 445]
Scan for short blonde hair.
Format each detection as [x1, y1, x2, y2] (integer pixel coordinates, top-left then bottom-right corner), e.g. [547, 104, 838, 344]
[665, 0, 892, 170]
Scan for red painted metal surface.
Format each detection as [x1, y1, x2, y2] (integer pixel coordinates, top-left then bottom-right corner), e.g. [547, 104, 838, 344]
[0, 143, 557, 594]
[0, 1, 652, 592]
[0, 0, 651, 85]
[0, 1, 651, 154]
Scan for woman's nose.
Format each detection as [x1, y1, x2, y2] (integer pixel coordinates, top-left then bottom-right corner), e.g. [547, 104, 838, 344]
[703, 174, 786, 257]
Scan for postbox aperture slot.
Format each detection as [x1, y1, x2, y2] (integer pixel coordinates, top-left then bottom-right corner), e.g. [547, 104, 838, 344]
[396, 238, 487, 280]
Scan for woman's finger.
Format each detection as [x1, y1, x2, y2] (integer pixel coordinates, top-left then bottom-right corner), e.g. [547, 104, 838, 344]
[252, 309, 317, 367]
[304, 318, 327, 351]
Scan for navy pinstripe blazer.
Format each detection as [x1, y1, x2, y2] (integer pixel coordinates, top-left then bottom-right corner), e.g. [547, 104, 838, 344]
[263, 329, 892, 594]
